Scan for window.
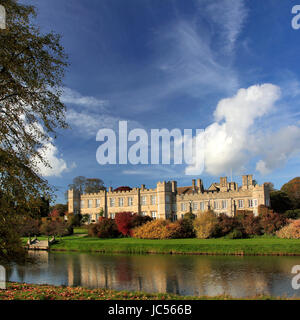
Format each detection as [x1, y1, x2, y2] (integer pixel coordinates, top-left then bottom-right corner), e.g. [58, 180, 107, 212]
[96, 199, 100, 207]
[193, 202, 198, 211]
[88, 200, 93, 208]
[141, 196, 147, 205]
[172, 203, 177, 211]
[166, 195, 170, 202]
[248, 199, 253, 208]
[80, 200, 85, 208]
[200, 202, 205, 211]
[128, 197, 133, 206]
[141, 211, 147, 216]
[214, 201, 219, 209]
[181, 214, 184, 219]
[151, 211, 157, 219]
[265, 198, 270, 206]
[173, 215, 177, 221]
[253, 199, 258, 207]
[181, 203, 187, 212]
[222, 200, 227, 209]
[119, 197, 124, 206]
[111, 213, 115, 219]
[110, 198, 115, 207]
[150, 195, 156, 205]
[238, 200, 244, 208]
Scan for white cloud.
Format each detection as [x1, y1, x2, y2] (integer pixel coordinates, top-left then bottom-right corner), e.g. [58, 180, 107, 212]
[66, 109, 143, 138]
[201, 0, 247, 53]
[185, 83, 300, 176]
[35, 142, 75, 177]
[254, 126, 300, 175]
[61, 87, 108, 109]
[24, 120, 76, 177]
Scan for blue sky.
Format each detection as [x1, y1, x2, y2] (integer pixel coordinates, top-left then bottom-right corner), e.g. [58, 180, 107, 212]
[20, 0, 300, 204]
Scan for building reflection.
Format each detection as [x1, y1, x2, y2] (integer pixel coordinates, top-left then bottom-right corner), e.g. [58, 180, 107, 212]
[8, 253, 300, 298]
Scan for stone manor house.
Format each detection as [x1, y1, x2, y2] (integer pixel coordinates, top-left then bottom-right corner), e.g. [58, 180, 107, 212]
[68, 175, 270, 223]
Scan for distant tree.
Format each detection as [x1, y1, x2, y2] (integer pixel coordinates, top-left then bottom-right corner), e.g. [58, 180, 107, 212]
[84, 178, 105, 193]
[270, 190, 293, 213]
[68, 176, 86, 193]
[281, 177, 300, 209]
[49, 204, 67, 217]
[68, 176, 105, 194]
[264, 182, 275, 191]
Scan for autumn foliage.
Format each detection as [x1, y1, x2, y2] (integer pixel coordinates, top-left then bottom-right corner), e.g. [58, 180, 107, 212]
[276, 219, 300, 239]
[131, 219, 183, 239]
[115, 212, 135, 236]
[193, 210, 219, 239]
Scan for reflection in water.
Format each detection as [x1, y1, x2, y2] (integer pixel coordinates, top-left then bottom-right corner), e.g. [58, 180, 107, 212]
[7, 252, 300, 298]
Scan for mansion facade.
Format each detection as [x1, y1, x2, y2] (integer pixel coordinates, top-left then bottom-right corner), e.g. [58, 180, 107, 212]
[68, 175, 270, 223]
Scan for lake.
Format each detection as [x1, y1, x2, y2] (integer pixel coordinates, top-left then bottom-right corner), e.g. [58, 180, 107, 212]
[6, 252, 300, 298]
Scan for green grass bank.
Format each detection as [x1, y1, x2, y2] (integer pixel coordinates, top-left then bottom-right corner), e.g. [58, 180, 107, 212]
[44, 235, 300, 256]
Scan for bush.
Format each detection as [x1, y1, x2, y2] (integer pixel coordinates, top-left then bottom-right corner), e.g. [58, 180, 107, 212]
[227, 229, 244, 239]
[132, 219, 182, 239]
[217, 213, 239, 237]
[115, 212, 134, 236]
[183, 212, 196, 220]
[19, 217, 40, 237]
[284, 209, 300, 219]
[259, 209, 287, 235]
[236, 211, 262, 236]
[130, 214, 152, 230]
[193, 210, 218, 239]
[88, 218, 120, 238]
[177, 218, 195, 238]
[69, 213, 82, 227]
[276, 219, 300, 239]
[40, 220, 72, 237]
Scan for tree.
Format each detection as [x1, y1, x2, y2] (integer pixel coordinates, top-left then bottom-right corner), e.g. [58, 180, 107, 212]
[270, 190, 293, 213]
[264, 182, 275, 191]
[0, 1, 68, 262]
[68, 176, 105, 194]
[84, 178, 105, 193]
[281, 177, 300, 209]
[49, 204, 68, 217]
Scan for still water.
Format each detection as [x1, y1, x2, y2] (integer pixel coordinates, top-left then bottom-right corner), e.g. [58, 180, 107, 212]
[7, 252, 300, 298]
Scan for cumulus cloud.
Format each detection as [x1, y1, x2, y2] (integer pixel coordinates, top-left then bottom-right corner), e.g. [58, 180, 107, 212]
[35, 142, 76, 177]
[185, 83, 300, 176]
[61, 87, 108, 109]
[24, 120, 76, 177]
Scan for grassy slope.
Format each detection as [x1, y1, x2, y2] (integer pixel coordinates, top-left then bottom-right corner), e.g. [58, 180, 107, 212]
[1, 282, 298, 300]
[49, 235, 300, 255]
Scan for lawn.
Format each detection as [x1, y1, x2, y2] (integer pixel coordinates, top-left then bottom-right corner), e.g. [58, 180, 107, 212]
[49, 235, 300, 256]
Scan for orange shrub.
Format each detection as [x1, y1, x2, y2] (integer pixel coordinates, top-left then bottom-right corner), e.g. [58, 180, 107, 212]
[131, 219, 182, 239]
[276, 219, 300, 239]
[193, 210, 218, 239]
